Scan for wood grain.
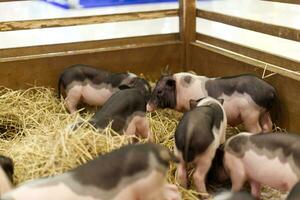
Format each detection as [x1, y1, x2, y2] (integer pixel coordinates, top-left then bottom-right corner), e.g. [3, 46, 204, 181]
[179, 0, 196, 69]
[0, 9, 178, 31]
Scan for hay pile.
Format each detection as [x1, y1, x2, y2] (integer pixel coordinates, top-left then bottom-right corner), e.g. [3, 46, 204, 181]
[0, 87, 284, 199]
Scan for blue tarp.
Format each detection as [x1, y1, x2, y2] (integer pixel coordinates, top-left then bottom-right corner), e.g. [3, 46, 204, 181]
[43, 0, 178, 9]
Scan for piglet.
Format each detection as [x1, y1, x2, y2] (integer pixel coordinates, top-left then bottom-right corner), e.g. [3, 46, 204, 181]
[147, 73, 276, 133]
[224, 132, 300, 199]
[58, 64, 151, 113]
[0, 155, 14, 195]
[174, 97, 227, 193]
[2, 143, 181, 200]
[74, 88, 152, 141]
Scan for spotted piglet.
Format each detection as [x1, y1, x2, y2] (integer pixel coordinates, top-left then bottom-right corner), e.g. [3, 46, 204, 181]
[0, 155, 14, 195]
[224, 132, 300, 199]
[174, 97, 227, 193]
[84, 88, 152, 140]
[147, 73, 276, 133]
[58, 64, 151, 113]
[2, 143, 181, 200]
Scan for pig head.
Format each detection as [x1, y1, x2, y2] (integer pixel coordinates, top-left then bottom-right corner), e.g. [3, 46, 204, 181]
[146, 75, 177, 112]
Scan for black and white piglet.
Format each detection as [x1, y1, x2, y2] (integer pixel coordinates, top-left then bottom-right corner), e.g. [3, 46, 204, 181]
[73, 88, 152, 140]
[174, 96, 227, 193]
[58, 64, 151, 113]
[2, 143, 181, 200]
[224, 132, 300, 199]
[147, 72, 276, 133]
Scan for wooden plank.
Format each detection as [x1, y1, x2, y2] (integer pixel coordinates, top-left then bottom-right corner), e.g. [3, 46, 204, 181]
[189, 44, 300, 132]
[197, 9, 300, 42]
[0, 9, 178, 31]
[0, 43, 181, 89]
[179, 0, 196, 69]
[192, 41, 300, 82]
[0, 40, 180, 63]
[196, 33, 300, 73]
[0, 33, 179, 59]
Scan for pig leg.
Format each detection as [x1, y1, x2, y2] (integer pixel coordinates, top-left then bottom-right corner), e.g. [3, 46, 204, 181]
[177, 158, 187, 188]
[124, 120, 137, 138]
[135, 116, 153, 142]
[242, 110, 262, 134]
[250, 180, 261, 199]
[193, 147, 216, 193]
[224, 152, 247, 192]
[125, 115, 152, 141]
[65, 86, 82, 114]
[174, 148, 187, 188]
[0, 167, 13, 195]
[259, 112, 272, 133]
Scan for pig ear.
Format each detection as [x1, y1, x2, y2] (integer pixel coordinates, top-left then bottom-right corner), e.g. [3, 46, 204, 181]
[189, 99, 198, 109]
[187, 70, 197, 75]
[161, 65, 170, 75]
[166, 79, 175, 87]
[118, 85, 131, 90]
[217, 98, 224, 105]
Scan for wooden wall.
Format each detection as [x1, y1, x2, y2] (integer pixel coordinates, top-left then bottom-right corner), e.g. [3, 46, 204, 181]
[0, 35, 182, 89]
[0, 44, 182, 89]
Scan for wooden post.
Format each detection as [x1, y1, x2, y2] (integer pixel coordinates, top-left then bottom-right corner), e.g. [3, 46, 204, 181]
[179, 0, 196, 70]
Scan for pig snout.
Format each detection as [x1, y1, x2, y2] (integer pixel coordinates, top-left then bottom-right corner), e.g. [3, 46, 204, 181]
[146, 103, 156, 112]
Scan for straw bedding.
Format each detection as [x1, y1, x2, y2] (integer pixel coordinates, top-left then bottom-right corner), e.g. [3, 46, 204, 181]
[0, 87, 285, 199]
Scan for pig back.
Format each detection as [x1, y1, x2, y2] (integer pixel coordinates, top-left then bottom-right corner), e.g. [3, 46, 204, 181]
[175, 105, 223, 162]
[90, 88, 146, 131]
[205, 74, 276, 110]
[226, 133, 300, 170]
[59, 64, 111, 87]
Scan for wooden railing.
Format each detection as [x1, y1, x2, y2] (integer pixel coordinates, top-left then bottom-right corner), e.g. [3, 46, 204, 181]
[0, 9, 178, 31]
[192, 0, 300, 82]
